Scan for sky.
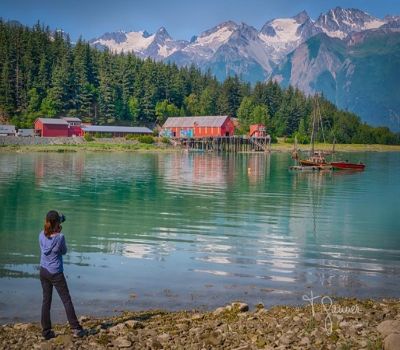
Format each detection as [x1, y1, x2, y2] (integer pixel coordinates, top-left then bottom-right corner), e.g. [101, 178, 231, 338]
[1, 0, 400, 41]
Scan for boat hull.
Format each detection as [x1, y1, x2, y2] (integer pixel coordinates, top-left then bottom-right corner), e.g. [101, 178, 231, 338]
[299, 159, 328, 167]
[330, 162, 365, 170]
[290, 165, 332, 171]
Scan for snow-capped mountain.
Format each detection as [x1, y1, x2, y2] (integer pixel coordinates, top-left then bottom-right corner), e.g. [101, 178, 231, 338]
[259, 11, 321, 61]
[90, 7, 393, 71]
[314, 7, 385, 39]
[204, 22, 274, 82]
[167, 21, 274, 82]
[166, 21, 240, 67]
[89, 27, 188, 60]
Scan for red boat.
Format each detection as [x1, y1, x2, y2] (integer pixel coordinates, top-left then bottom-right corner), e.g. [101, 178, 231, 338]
[330, 161, 366, 170]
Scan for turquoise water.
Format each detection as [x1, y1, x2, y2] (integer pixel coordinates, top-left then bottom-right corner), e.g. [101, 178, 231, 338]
[0, 151, 399, 322]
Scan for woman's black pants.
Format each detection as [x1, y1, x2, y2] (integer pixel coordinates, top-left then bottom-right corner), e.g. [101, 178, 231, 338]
[40, 267, 81, 337]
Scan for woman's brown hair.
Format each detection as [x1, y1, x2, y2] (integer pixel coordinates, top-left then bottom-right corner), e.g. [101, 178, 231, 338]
[44, 210, 61, 237]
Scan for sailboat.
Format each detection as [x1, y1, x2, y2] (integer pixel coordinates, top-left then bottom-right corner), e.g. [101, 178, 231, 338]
[290, 97, 366, 172]
[298, 97, 331, 169]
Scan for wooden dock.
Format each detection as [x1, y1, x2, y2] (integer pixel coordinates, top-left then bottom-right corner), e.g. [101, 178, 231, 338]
[289, 165, 333, 171]
[177, 136, 271, 153]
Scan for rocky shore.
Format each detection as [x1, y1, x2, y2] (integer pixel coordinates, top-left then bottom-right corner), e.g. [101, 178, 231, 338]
[1, 299, 399, 349]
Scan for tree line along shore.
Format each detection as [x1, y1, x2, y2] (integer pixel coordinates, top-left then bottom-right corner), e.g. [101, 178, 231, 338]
[1, 298, 399, 349]
[0, 20, 399, 147]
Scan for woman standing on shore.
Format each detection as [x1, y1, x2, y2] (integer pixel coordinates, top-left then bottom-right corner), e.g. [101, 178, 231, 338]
[39, 210, 85, 340]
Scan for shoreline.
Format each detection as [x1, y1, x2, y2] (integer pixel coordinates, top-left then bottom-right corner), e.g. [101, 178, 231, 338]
[1, 298, 399, 349]
[1, 141, 400, 153]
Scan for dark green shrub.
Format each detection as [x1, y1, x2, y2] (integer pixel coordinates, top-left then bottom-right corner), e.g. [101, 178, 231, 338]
[84, 133, 94, 142]
[138, 135, 154, 144]
[125, 134, 138, 140]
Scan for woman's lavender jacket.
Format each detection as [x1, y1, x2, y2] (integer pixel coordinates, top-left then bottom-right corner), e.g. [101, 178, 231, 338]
[39, 231, 67, 274]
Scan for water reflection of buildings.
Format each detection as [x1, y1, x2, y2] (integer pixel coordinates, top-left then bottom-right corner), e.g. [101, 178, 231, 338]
[35, 153, 85, 185]
[246, 154, 270, 185]
[159, 153, 233, 190]
[0, 155, 18, 183]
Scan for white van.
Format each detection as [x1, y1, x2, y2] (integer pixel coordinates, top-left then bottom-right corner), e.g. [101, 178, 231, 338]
[17, 129, 35, 137]
[0, 125, 16, 136]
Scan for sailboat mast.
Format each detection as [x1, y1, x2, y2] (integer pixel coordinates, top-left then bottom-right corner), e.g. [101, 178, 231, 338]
[310, 96, 316, 157]
[294, 134, 298, 165]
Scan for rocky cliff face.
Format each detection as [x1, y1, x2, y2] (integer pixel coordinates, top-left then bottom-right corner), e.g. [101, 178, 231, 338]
[315, 7, 385, 39]
[272, 29, 400, 130]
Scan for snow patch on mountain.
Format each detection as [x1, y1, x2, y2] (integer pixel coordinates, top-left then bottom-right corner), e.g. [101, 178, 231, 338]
[260, 18, 301, 43]
[315, 8, 385, 39]
[259, 11, 320, 61]
[196, 25, 235, 50]
[92, 31, 155, 53]
[180, 21, 239, 61]
[90, 27, 189, 59]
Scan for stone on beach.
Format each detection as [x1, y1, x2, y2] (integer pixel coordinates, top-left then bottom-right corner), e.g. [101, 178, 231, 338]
[231, 302, 249, 312]
[378, 320, 400, 337]
[384, 333, 400, 350]
[112, 336, 131, 348]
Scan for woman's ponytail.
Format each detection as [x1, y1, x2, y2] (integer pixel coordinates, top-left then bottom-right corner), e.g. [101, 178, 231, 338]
[44, 210, 61, 237]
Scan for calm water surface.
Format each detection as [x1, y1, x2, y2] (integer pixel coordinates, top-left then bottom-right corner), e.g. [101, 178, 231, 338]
[0, 151, 399, 322]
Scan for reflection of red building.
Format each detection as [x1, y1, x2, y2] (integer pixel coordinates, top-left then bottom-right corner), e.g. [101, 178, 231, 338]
[247, 154, 267, 185]
[35, 153, 86, 185]
[34, 117, 83, 137]
[162, 116, 235, 138]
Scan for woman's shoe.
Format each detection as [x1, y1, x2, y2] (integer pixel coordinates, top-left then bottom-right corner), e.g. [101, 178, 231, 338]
[43, 330, 56, 340]
[72, 328, 87, 338]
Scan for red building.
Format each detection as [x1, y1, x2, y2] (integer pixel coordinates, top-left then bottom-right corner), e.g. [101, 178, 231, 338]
[249, 124, 266, 137]
[162, 116, 235, 138]
[34, 118, 69, 137]
[62, 117, 83, 137]
[34, 118, 84, 137]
